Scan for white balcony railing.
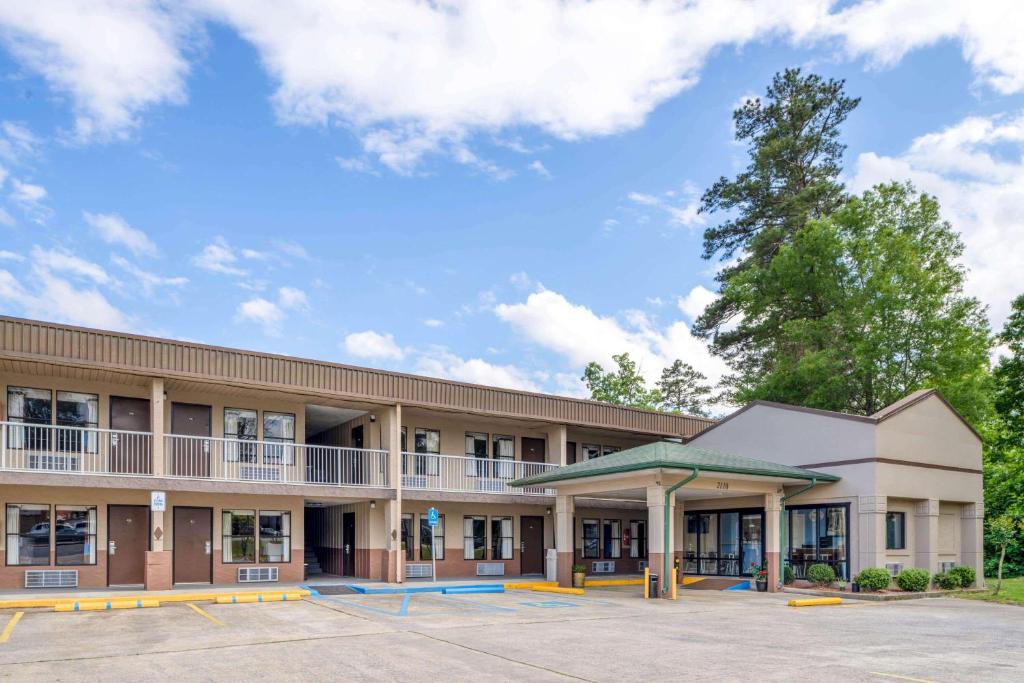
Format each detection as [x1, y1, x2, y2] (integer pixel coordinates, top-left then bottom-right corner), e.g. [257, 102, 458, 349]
[0, 422, 154, 476]
[400, 452, 557, 495]
[164, 434, 389, 487]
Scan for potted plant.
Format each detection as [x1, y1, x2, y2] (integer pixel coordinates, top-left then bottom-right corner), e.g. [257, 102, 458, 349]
[751, 562, 768, 592]
[835, 579, 847, 592]
[572, 564, 586, 588]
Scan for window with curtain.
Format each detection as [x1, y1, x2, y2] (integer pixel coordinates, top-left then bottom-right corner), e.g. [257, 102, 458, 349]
[419, 514, 444, 560]
[465, 432, 487, 477]
[401, 513, 415, 560]
[492, 435, 514, 478]
[581, 444, 601, 461]
[582, 519, 599, 559]
[886, 511, 906, 550]
[414, 428, 440, 476]
[491, 517, 513, 560]
[603, 519, 622, 559]
[55, 391, 99, 453]
[259, 511, 291, 562]
[601, 445, 620, 457]
[224, 408, 258, 463]
[463, 516, 487, 559]
[629, 520, 647, 559]
[55, 505, 96, 565]
[263, 412, 295, 464]
[6, 504, 50, 566]
[7, 387, 52, 450]
[222, 510, 256, 563]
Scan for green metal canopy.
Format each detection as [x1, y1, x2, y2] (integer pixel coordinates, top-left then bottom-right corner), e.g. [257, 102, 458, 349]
[509, 440, 840, 487]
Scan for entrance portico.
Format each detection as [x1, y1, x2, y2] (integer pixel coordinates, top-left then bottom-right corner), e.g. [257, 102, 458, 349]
[511, 441, 839, 594]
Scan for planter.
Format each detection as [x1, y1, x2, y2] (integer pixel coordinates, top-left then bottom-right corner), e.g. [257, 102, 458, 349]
[755, 579, 768, 592]
[851, 582, 860, 593]
[572, 572, 585, 589]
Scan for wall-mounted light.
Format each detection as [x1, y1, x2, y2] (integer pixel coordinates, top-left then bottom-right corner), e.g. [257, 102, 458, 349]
[546, 508, 552, 515]
[370, 500, 376, 509]
[370, 414, 377, 423]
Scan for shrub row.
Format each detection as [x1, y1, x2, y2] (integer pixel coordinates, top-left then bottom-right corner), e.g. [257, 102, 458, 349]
[850, 564, 977, 592]
[934, 565, 976, 590]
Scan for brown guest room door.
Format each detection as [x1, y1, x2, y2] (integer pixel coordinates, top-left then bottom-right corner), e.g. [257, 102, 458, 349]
[173, 507, 212, 584]
[171, 403, 212, 478]
[108, 505, 149, 586]
[521, 516, 544, 575]
[109, 396, 151, 474]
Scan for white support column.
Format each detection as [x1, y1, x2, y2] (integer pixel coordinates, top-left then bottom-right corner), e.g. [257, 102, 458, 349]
[384, 403, 403, 583]
[555, 494, 575, 586]
[858, 495, 888, 574]
[960, 502, 984, 587]
[545, 424, 568, 466]
[914, 499, 939, 574]
[764, 493, 782, 592]
[646, 484, 674, 594]
[150, 377, 165, 478]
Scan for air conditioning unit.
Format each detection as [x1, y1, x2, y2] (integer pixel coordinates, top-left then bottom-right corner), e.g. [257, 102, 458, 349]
[885, 563, 904, 577]
[592, 561, 615, 573]
[402, 475, 427, 488]
[939, 561, 956, 573]
[240, 466, 281, 482]
[638, 560, 648, 571]
[476, 563, 505, 576]
[405, 563, 433, 578]
[28, 455, 80, 472]
[475, 479, 506, 493]
[238, 566, 278, 583]
[25, 569, 78, 588]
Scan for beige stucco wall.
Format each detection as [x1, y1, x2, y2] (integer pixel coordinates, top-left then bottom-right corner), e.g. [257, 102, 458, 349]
[874, 394, 981, 471]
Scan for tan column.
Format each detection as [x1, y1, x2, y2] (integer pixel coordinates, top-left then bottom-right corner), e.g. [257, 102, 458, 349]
[858, 495, 887, 574]
[385, 403, 403, 583]
[914, 499, 939, 573]
[646, 484, 675, 595]
[764, 493, 782, 592]
[960, 502, 984, 587]
[150, 377, 165, 476]
[545, 424, 568, 466]
[555, 494, 575, 586]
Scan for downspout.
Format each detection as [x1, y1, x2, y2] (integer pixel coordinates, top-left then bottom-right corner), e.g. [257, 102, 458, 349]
[664, 468, 699, 590]
[778, 477, 818, 588]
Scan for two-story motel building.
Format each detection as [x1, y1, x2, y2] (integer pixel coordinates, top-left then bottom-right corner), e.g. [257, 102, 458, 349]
[0, 317, 984, 592]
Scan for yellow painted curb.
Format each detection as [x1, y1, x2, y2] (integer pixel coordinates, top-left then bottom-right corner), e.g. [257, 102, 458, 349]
[681, 577, 705, 586]
[504, 581, 558, 590]
[0, 589, 311, 611]
[788, 597, 843, 607]
[584, 578, 643, 587]
[531, 586, 584, 596]
[54, 599, 159, 612]
[215, 592, 305, 604]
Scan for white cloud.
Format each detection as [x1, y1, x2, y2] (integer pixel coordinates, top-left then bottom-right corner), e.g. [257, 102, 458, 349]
[277, 285, 308, 310]
[336, 156, 380, 176]
[30, 246, 110, 284]
[0, 1, 192, 140]
[509, 271, 532, 290]
[9, 178, 45, 205]
[627, 182, 704, 230]
[423, 318, 444, 328]
[111, 254, 187, 295]
[528, 160, 552, 179]
[0, 208, 14, 227]
[0, 121, 38, 164]
[848, 110, 1024, 326]
[273, 240, 311, 260]
[494, 288, 728, 388]
[677, 285, 718, 321]
[343, 330, 405, 361]
[0, 262, 130, 331]
[193, 237, 245, 276]
[0, 250, 23, 261]
[84, 211, 158, 257]
[235, 297, 284, 335]
[415, 348, 540, 392]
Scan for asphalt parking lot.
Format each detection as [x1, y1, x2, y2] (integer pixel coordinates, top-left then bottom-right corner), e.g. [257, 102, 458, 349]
[0, 587, 1021, 681]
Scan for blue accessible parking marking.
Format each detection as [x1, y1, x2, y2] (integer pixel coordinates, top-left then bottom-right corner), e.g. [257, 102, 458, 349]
[520, 600, 580, 609]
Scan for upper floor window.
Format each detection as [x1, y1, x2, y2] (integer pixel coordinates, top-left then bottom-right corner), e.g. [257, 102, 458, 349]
[414, 428, 440, 476]
[7, 387, 51, 426]
[493, 435, 514, 478]
[601, 445, 620, 457]
[465, 432, 488, 477]
[225, 408, 258, 463]
[582, 444, 601, 461]
[55, 391, 99, 453]
[264, 412, 295, 464]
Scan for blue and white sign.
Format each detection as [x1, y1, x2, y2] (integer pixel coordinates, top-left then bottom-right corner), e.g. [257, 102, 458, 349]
[427, 507, 439, 527]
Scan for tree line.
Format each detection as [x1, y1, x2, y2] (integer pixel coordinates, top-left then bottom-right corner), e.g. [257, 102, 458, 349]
[581, 69, 1022, 577]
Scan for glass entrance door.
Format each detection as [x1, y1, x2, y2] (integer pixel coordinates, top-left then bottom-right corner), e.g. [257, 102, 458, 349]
[684, 509, 765, 576]
[741, 514, 762, 575]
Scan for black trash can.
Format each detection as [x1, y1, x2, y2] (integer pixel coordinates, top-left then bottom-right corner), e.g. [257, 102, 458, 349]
[649, 573, 659, 599]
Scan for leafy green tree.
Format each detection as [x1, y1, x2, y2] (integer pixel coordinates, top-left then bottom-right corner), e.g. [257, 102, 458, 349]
[994, 294, 1024, 448]
[581, 353, 662, 410]
[988, 515, 1022, 595]
[657, 360, 714, 417]
[695, 68, 859, 341]
[721, 182, 991, 421]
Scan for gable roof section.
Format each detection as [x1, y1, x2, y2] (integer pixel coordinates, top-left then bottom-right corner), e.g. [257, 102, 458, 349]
[688, 390, 981, 443]
[509, 440, 840, 487]
[0, 316, 714, 438]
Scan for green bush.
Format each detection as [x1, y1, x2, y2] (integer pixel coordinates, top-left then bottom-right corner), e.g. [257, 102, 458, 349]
[783, 565, 795, 585]
[806, 563, 836, 586]
[948, 565, 976, 588]
[895, 568, 930, 592]
[933, 572, 959, 590]
[855, 567, 892, 592]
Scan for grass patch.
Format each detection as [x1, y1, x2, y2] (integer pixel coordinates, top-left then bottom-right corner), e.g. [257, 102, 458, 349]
[953, 577, 1024, 606]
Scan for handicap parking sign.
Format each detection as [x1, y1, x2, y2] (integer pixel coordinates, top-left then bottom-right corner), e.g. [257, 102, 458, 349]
[428, 507, 439, 527]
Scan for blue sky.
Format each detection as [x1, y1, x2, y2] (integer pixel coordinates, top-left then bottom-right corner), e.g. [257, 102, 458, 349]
[0, 2, 1022, 402]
